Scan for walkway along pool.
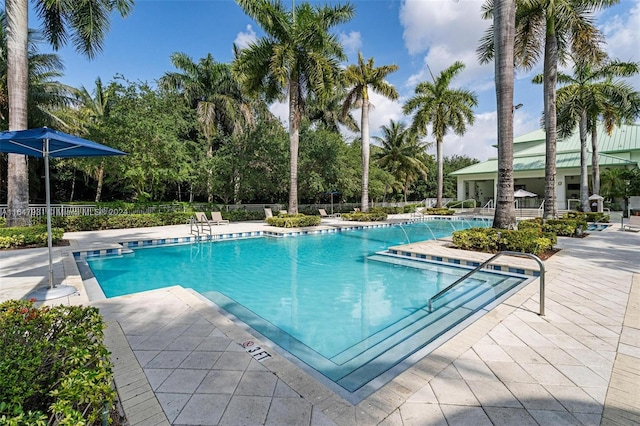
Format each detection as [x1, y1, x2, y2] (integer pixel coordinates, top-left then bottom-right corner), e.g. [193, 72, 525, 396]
[83, 220, 532, 400]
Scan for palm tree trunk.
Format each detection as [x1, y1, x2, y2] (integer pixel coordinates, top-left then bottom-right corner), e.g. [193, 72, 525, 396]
[288, 78, 300, 215]
[6, 0, 30, 227]
[95, 160, 105, 202]
[436, 138, 444, 208]
[591, 128, 600, 195]
[492, 0, 517, 229]
[543, 22, 559, 219]
[69, 169, 76, 202]
[579, 112, 589, 211]
[361, 98, 370, 212]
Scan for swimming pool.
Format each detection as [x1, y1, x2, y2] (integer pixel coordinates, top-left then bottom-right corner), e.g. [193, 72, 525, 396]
[86, 220, 529, 397]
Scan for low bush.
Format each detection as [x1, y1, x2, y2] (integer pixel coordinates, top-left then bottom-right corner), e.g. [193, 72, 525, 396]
[266, 214, 321, 228]
[341, 211, 388, 221]
[422, 208, 455, 216]
[562, 211, 609, 223]
[33, 212, 194, 232]
[0, 300, 115, 424]
[0, 225, 64, 249]
[518, 217, 587, 237]
[452, 227, 556, 256]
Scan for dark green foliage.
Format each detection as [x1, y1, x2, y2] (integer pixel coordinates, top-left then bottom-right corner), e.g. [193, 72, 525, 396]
[519, 216, 588, 237]
[562, 211, 609, 223]
[452, 227, 555, 256]
[0, 300, 115, 424]
[31, 212, 193, 232]
[266, 214, 321, 228]
[0, 226, 64, 249]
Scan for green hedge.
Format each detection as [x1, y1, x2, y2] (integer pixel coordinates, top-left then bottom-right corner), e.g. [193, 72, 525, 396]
[341, 211, 388, 221]
[562, 211, 610, 223]
[266, 214, 321, 228]
[518, 217, 588, 237]
[0, 225, 64, 249]
[422, 208, 455, 216]
[0, 300, 115, 425]
[452, 227, 556, 256]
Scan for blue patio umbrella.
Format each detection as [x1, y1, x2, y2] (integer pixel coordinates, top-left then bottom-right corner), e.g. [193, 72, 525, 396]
[0, 127, 126, 299]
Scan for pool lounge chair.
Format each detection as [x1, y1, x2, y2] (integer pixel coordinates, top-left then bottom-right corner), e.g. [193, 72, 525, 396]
[319, 208, 340, 219]
[210, 211, 229, 225]
[264, 208, 273, 219]
[623, 215, 640, 232]
[279, 210, 288, 216]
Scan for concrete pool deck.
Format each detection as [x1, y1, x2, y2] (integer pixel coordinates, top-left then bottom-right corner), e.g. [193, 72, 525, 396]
[1, 218, 639, 425]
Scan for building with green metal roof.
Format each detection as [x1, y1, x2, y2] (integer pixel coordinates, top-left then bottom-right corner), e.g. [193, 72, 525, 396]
[450, 123, 640, 211]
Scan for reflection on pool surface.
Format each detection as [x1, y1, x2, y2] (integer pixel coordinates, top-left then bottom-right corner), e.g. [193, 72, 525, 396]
[86, 220, 529, 396]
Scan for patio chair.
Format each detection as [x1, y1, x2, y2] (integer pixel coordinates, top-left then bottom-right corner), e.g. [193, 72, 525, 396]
[353, 207, 360, 213]
[623, 215, 640, 232]
[319, 208, 340, 219]
[264, 207, 273, 219]
[210, 211, 229, 225]
[279, 210, 288, 216]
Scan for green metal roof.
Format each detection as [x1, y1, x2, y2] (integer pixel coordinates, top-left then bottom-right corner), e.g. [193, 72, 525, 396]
[452, 123, 640, 176]
[451, 151, 636, 175]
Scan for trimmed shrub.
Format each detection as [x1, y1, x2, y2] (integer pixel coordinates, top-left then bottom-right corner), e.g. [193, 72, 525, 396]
[0, 225, 64, 249]
[0, 300, 115, 424]
[544, 219, 587, 237]
[0, 217, 6, 227]
[341, 211, 388, 221]
[266, 214, 321, 228]
[422, 208, 455, 216]
[452, 227, 555, 256]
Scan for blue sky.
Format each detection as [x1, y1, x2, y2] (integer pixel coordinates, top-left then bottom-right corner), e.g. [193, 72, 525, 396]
[38, 0, 640, 161]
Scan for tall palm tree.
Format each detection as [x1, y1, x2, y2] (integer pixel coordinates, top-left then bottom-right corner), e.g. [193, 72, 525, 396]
[541, 58, 640, 211]
[5, 0, 133, 226]
[403, 61, 477, 208]
[373, 120, 430, 202]
[490, 0, 517, 229]
[160, 52, 258, 202]
[307, 86, 358, 134]
[479, 0, 618, 219]
[233, 0, 354, 214]
[342, 52, 399, 211]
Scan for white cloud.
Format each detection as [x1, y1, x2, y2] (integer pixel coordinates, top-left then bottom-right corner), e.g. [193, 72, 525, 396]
[234, 24, 257, 51]
[339, 31, 362, 55]
[601, 1, 640, 90]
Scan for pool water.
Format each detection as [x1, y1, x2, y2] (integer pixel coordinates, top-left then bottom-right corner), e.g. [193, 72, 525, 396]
[87, 220, 528, 395]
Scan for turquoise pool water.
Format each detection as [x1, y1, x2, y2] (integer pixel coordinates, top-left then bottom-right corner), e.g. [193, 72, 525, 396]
[87, 219, 528, 394]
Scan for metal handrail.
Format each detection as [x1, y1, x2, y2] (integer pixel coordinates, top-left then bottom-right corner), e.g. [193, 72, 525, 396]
[189, 216, 200, 237]
[428, 251, 545, 316]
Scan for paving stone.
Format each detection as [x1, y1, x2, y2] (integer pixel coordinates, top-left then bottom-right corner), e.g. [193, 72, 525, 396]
[236, 370, 278, 397]
[406, 383, 438, 404]
[484, 407, 538, 425]
[543, 384, 603, 414]
[399, 403, 446, 426]
[155, 368, 207, 394]
[310, 406, 338, 426]
[485, 361, 535, 383]
[212, 350, 253, 370]
[173, 393, 231, 425]
[466, 380, 522, 408]
[155, 392, 191, 423]
[178, 350, 221, 369]
[429, 378, 479, 406]
[274, 379, 301, 398]
[144, 350, 191, 369]
[165, 334, 207, 351]
[134, 350, 160, 367]
[196, 335, 233, 351]
[503, 382, 565, 411]
[219, 395, 271, 426]
[265, 397, 312, 425]
[472, 343, 513, 362]
[533, 347, 581, 365]
[196, 370, 243, 394]
[520, 363, 573, 385]
[556, 364, 609, 387]
[528, 408, 582, 425]
[453, 358, 499, 382]
[439, 404, 492, 425]
[143, 368, 173, 391]
[501, 345, 547, 364]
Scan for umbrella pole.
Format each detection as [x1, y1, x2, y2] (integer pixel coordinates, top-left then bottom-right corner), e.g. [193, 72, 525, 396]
[44, 140, 54, 288]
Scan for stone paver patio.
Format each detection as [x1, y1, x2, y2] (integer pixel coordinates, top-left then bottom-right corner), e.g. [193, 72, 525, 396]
[1, 217, 638, 425]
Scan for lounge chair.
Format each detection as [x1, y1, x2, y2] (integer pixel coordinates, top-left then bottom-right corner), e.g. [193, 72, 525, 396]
[264, 207, 273, 219]
[210, 211, 229, 225]
[319, 208, 340, 218]
[623, 215, 640, 232]
[191, 212, 212, 235]
[279, 210, 288, 216]
[353, 207, 360, 213]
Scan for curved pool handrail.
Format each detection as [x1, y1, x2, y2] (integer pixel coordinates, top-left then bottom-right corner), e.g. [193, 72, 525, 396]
[428, 251, 545, 316]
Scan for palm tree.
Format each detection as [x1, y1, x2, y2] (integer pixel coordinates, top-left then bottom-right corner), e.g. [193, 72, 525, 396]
[307, 87, 358, 134]
[233, 0, 354, 214]
[373, 120, 430, 202]
[5, 0, 133, 226]
[74, 77, 115, 202]
[403, 61, 477, 209]
[160, 52, 259, 202]
[490, 0, 517, 229]
[479, 0, 618, 219]
[541, 58, 640, 211]
[342, 52, 399, 212]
